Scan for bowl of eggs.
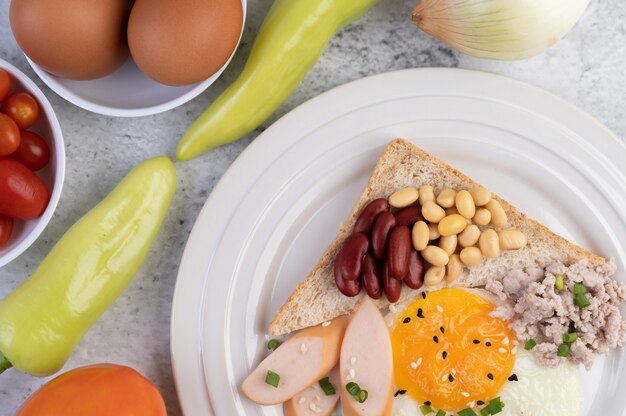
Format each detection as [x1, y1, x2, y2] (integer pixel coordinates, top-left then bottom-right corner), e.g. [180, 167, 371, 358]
[0, 59, 65, 268]
[9, 0, 247, 117]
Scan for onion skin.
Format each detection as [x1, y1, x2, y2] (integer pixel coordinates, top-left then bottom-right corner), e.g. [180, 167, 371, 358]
[412, 0, 591, 60]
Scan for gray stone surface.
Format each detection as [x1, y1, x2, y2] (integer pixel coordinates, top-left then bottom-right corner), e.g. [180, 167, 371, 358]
[0, 0, 624, 414]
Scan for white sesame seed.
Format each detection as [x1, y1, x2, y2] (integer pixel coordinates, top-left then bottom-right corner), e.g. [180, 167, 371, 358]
[351, 356, 357, 365]
[298, 396, 306, 404]
[300, 343, 308, 354]
[314, 407, 322, 414]
[441, 374, 448, 382]
[499, 347, 507, 354]
[436, 305, 444, 313]
[452, 368, 457, 376]
[309, 403, 317, 411]
[503, 337, 509, 345]
[389, 304, 397, 313]
[322, 321, 331, 327]
[461, 391, 470, 397]
[410, 362, 418, 369]
[349, 369, 355, 379]
[467, 401, 475, 408]
[416, 357, 423, 365]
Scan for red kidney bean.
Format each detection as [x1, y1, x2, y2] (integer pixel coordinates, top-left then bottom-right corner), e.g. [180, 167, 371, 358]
[334, 253, 361, 297]
[337, 232, 369, 281]
[388, 226, 411, 279]
[371, 211, 397, 259]
[404, 250, 425, 290]
[394, 205, 423, 227]
[354, 198, 390, 233]
[383, 261, 401, 302]
[362, 254, 383, 299]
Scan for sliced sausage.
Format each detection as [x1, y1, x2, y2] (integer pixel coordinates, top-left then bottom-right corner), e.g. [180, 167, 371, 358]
[354, 199, 390, 234]
[394, 205, 423, 227]
[283, 366, 340, 416]
[337, 233, 369, 281]
[404, 250, 425, 290]
[371, 211, 396, 259]
[361, 254, 383, 299]
[242, 316, 349, 405]
[340, 298, 394, 416]
[388, 226, 411, 279]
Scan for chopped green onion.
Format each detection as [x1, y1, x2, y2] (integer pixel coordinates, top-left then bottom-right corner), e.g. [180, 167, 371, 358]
[555, 274, 564, 290]
[524, 339, 537, 350]
[266, 339, 281, 351]
[480, 408, 491, 416]
[436, 410, 446, 416]
[573, 283, 587, 295]
[557, 343, 570, 357]
[265, 370, 280, 388]
[574, 293, 591, 308]
[355, 390, 368, 403]
[563, 333, 578, 343]
[318, 377, 336, 396]
[458, 408, 478, 416]
[420, 404, 434, 415]
[487, 397, 505, 414]
[345, 382, 360, 396]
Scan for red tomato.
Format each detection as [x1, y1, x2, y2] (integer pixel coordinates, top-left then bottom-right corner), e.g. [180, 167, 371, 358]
[0, 158, 49, 220]
[2, 92, 40, 129]
[0, 113, 20, 156]
[11, 130, 50, 171]
[17, 364, 167, 416]
[0, 214, 13, 248]
[0, 70, 10, 102]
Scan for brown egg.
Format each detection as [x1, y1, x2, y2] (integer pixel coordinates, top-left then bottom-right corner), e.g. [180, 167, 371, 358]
[10, 0, 131, 80]
[128, 0, 243, 86]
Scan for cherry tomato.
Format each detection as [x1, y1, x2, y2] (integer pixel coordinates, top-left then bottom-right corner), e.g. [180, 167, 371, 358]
[17, 364, 167, 416]
[0, 158, 50, 220]
[0, 69, 10, 102]
[11, 130, 50, 171]
[2, 92, 40, 129]
[0, 113, 20, 156]
[0, 214, 13, 248]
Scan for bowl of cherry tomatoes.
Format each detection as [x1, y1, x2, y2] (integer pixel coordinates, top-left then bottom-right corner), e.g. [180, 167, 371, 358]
[0, 59, 65, 268]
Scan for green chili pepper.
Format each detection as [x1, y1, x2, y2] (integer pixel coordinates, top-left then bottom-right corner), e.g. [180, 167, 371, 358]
[0, 157, 176, 376]
[176, 0, 382, 161]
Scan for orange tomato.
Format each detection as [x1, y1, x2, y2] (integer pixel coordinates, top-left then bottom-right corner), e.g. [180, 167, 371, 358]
[17, 364, 167, 416]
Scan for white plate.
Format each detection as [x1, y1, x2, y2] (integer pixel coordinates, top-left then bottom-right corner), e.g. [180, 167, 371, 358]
[171, 68, 626, 416]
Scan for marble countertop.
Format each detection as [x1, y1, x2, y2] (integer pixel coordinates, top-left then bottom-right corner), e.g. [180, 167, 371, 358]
[0, 0, 624, 414]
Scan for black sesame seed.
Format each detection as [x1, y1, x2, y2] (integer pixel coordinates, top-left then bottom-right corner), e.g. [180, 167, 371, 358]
[485, 342, 492, 347]
[448, 374, 454, 382]
[477, 401, 485, 406]
[422, 292, 427, 299]
[433, 336, 439, 343]
[424, 401, 432, 406]
[487, 373, 494, 380]
[417, 308, 424, 318]
[473, 339, 480, 344]
[508, 374, 518, 382]
[442, 351, 448, 359]
[394, 389, 407, 397]
[440, 326, 445, 334]
[403, 317, 411, 324]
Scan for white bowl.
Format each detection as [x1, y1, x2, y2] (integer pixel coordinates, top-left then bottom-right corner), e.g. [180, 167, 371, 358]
[0, 59, 65, 268]
[25, 0, 247, 118]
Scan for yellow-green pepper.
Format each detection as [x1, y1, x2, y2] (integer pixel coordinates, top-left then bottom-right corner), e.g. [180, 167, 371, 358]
[0, 156, 176, 376]
[176, 0, 381, 161]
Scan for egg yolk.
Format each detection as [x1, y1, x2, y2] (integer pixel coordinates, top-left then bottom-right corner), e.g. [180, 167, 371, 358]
[391, 288, 516, 412]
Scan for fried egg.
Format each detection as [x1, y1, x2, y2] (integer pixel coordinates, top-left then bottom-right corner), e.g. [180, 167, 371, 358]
[386, 288, 582, 415]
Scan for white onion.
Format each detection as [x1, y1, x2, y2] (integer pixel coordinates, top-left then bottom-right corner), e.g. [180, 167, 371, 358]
[412, 0, 591, 60]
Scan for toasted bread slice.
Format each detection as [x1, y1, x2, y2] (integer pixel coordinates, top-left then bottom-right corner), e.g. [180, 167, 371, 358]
[269, 139, 604, 336]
